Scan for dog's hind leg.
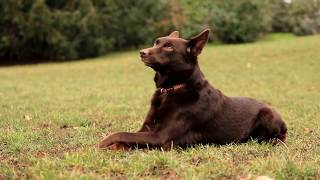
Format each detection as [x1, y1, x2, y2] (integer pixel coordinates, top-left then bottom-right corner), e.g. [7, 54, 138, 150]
[250, 107, 287, 143]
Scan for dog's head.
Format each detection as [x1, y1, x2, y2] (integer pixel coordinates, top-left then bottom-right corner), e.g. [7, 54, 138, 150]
[140, 29, 210, 73]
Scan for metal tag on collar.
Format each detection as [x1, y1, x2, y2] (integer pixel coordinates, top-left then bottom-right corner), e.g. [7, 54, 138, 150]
[160, 87, 174, 94]
[166, 87, 174, 93]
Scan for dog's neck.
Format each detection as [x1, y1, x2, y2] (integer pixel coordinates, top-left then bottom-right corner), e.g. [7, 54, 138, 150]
[154, 64, 205, 88]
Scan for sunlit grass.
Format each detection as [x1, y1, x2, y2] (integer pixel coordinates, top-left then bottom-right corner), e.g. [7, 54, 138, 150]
[0, 34, 319, 179]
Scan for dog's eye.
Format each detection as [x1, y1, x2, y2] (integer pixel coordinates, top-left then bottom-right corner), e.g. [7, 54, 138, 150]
[154, 40, 160, 46]
[163, 43, 173, 49]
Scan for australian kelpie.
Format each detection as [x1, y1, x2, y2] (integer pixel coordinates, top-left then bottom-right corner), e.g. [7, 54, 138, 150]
[98, 29, 287, 150]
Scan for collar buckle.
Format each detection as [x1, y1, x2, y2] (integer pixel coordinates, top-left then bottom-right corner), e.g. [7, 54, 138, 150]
[159, 84, 186, 94]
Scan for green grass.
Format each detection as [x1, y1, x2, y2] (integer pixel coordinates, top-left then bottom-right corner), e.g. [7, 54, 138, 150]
[1, 34, 320, 179]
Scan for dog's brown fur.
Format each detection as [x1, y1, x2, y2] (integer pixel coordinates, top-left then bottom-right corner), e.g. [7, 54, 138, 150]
[99, 29, 287, 150]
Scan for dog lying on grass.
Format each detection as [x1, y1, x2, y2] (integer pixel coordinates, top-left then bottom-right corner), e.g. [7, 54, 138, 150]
[98, 29, 287, 150]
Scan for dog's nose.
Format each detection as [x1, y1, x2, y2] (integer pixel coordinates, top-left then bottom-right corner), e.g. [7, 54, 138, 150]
[140, 50, 146, 57]
[140, 49, 149, 57]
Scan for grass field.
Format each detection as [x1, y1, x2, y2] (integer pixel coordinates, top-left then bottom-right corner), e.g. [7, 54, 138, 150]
[0, 34, 320, 179]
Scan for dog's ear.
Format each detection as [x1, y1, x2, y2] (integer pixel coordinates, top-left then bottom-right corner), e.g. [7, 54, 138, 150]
[168, 31, 180, 38]
[188, 29, 210, 56]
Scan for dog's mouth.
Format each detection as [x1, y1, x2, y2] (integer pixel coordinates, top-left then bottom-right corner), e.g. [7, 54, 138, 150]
[141, 58, 156, 68]
[140, 57, 164, 71]
[143, 61, 152, 67]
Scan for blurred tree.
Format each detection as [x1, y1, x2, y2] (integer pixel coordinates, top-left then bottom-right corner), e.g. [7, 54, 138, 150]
[210, 0, 271, 43]
[290, 0, 320, 36]
[179, 0, 271, 43]
[0, 0, 26, 61]
[270, 0, 293, 32]
[179, 0, 215, 39]
[1, 0, 320, 64]
[26, 0, 53, 59]
[0, 0, 172, 63]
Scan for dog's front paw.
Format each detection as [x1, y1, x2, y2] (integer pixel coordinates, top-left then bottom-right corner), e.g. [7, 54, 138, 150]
[98, 139, 112, 149]
[97, 132, 117, 149]
[107, 142, 129, 151]
[97, 133, 129, 150]
[97, 142, 129, 151]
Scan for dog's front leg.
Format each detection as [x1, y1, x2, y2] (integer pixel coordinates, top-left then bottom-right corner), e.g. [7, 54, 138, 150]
[101, 107, 157, 150]
[99, 118, 192, 150]
[101, 91, 162, 150]
[98, 132, 164, 149]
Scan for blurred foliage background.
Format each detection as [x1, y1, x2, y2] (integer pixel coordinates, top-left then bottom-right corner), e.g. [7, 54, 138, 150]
[0, 0, 319, 64]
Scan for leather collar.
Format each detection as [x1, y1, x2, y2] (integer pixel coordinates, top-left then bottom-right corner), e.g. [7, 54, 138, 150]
[158, 84, 186, 94]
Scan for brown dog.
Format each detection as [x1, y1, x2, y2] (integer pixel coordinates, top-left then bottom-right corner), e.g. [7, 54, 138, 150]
[99, 29, 287, 150]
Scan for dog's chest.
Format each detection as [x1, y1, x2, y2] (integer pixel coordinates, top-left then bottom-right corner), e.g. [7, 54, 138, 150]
[152, 90, 200, 123]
